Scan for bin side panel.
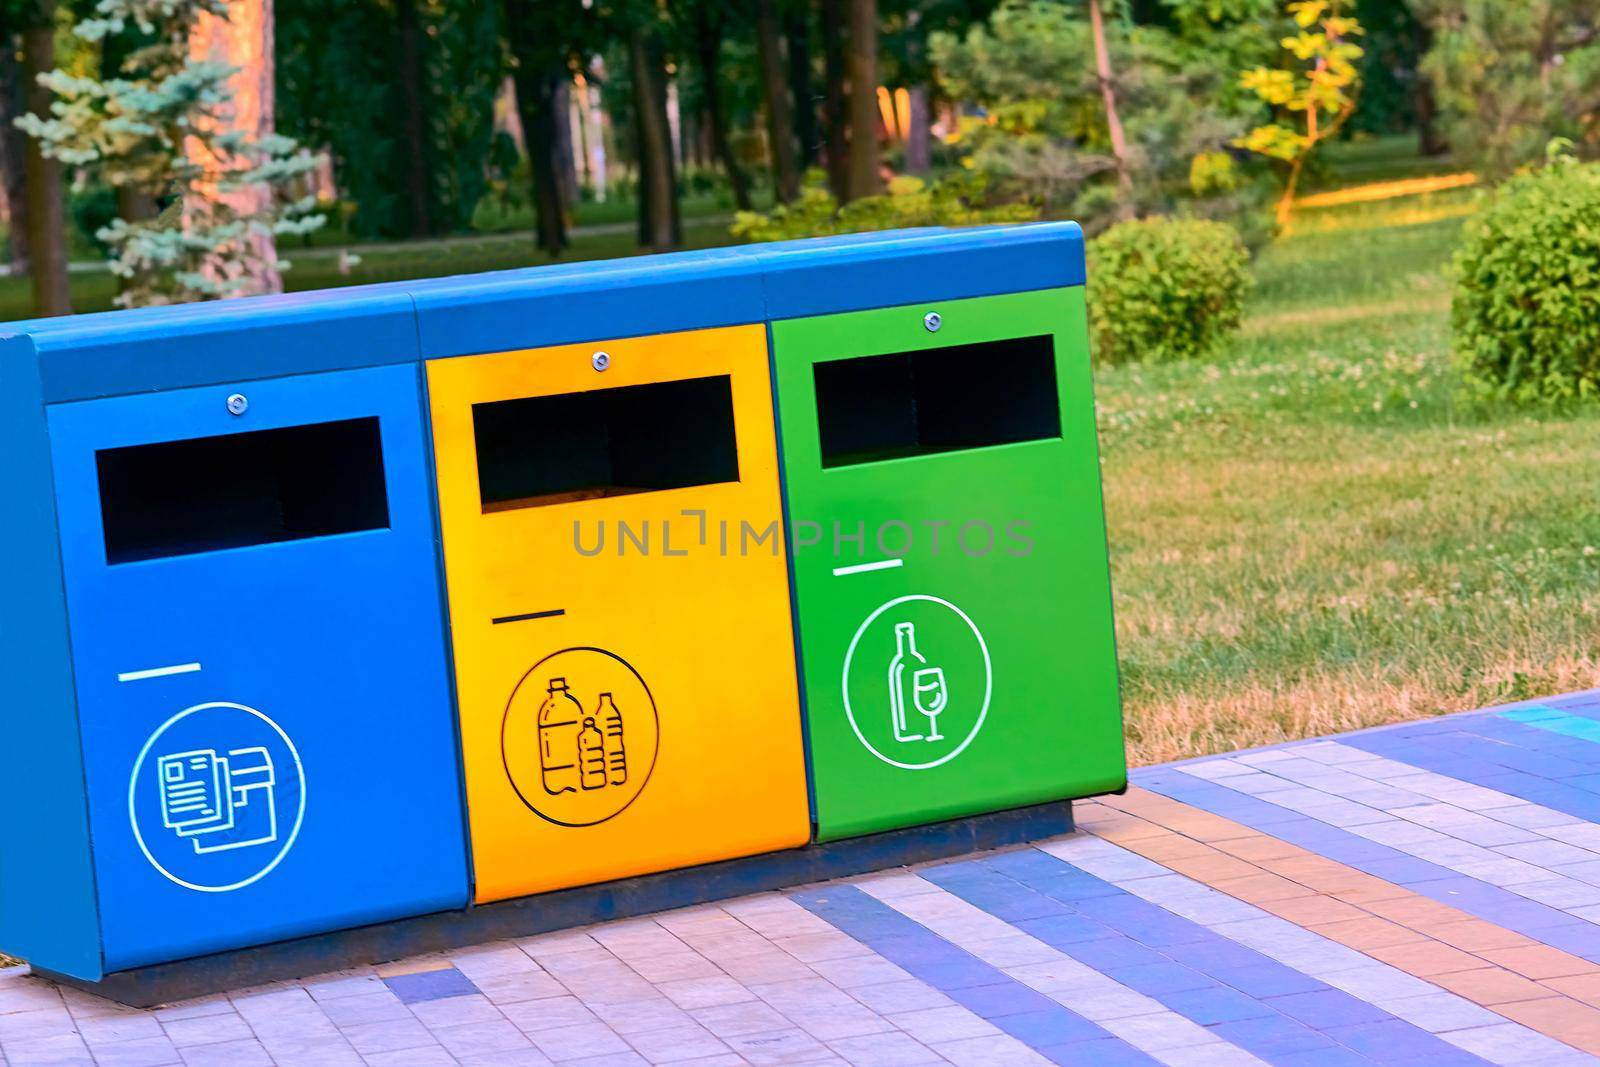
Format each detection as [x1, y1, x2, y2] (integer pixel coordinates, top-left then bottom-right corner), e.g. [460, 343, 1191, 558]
[427, 324, 811, 901]
[772, 287, 1126, 840]
[0, 335, 104, 979]
[46, 363, 471, 971]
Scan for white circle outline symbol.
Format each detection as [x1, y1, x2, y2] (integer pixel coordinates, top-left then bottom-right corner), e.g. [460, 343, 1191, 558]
[127, 701, 306, 893]
[841, 594, 992, 770]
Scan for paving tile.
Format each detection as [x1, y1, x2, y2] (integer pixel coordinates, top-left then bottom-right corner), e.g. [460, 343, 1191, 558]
[159, 1011, 254, 1048]
[825, 1028, 942, 1065]
[654, 977, 756, 1011]
[174, 1037, 272, 1067]
[384, 967, 482, 1005]
[339, 1016, 437, 1055]
[431, 1016, 536, 1058]
[526, 1021, 634, 1061]
[719, 1027, 834, 1065]
[500, 995, 601, 1033]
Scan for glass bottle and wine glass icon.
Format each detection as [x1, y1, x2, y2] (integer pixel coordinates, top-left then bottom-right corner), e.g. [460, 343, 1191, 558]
[536, 678, 628, 794]
[888, 622, 949, 744]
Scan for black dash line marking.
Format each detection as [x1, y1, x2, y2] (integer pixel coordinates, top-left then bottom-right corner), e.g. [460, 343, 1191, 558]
[492, 608, 566, 625]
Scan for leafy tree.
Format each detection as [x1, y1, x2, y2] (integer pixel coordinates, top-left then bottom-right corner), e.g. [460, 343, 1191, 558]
[18, 0, 323, 306]
[932, 0, 1249, 225]
[1234, 0, 1364, 226]
[1407, 0, 1600, 177]
[277, 0, 502, 239]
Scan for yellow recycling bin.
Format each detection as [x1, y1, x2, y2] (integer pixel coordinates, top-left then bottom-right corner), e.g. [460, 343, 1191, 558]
[426, 324, 810, 902]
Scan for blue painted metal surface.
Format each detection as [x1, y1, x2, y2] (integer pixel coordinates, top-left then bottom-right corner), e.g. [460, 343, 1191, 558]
[14, 287, 419, 404]
[43, 364, 470, 973]
[0, 335, 103, 980]
[2, 224, 1087, 403]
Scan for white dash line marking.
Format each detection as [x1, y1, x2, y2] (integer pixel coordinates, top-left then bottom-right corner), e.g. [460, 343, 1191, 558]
[832, 558, 905, 577]
[117, 662, 202, 683]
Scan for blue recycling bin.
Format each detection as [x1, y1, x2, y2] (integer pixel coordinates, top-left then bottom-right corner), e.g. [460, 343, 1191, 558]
[0, 292, 471, 980]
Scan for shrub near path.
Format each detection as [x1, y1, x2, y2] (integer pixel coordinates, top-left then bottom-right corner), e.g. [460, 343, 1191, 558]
[1099, 198, 1600, 766]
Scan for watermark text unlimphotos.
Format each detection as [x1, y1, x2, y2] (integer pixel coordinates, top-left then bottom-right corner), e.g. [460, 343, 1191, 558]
[571, 509, 1035, 559]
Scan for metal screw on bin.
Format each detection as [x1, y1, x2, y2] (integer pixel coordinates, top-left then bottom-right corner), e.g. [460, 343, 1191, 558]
[226, 393, 249, 416]
[591, 351, 611, 372]
[923, 312, 942, 333]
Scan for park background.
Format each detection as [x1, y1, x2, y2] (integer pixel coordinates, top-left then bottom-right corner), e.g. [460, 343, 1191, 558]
[0, 0, 1594, 770]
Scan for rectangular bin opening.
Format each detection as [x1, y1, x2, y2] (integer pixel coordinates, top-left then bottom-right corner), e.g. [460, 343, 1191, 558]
[97, 417, 390, 564]
[472, 375, 740, 512]
[813, 335, 1061, 468]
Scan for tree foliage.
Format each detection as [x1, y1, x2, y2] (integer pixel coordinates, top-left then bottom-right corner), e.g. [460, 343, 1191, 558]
[930, 1, 1261, 226]
[1407, 0, 1600, 177]
[277, 0, 502, 238]
[1234, 0, 1363, 225]
[18, 0, 323, 306]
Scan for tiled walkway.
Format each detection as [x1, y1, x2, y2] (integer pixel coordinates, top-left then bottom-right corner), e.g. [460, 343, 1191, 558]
[10, 692, 1600, 1065]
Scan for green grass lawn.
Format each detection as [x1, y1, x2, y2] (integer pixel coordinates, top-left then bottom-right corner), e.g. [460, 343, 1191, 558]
[1100, 182, 1600, 766]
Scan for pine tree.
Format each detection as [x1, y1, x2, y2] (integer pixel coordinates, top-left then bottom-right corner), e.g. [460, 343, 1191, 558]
[16, 0, 323, 307]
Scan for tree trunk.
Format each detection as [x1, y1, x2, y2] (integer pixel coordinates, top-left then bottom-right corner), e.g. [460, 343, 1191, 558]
[0, 39, 30, 273]
[787, 13, 817, 170]
[844, 0, 880, 201]
[905, 84, 930, 174]
[628, 27, 679, 252]
[756, 0, 800, 202]
[692, 8, 752, 211]
[1414, 73, 1446, 156]
[21, 7, 69, 316]
[554, 81, 580, 210]
[396, 0, 433, 236]
[190, 0, 282, 296]
[820, 0, 849, 200]
[513, 69, 569, 255]
[1087, 0, 1133, 220]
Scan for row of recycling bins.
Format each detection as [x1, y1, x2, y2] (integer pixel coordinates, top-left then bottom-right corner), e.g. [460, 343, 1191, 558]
[0, 224, 1125, 982]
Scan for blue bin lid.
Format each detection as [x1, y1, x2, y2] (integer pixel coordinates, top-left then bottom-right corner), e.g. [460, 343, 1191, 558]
[2, 222, 1084, 402]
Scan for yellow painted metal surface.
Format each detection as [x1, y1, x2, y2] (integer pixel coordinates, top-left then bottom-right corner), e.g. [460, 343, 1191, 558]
[427, 325, 811, 902]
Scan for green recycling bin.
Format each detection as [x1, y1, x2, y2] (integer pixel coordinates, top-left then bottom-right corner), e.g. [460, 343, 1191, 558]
[771, 286, 1125, 841]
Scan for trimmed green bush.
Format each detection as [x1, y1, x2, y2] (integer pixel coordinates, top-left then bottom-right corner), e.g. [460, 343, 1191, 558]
[1453, 158, 1600, 403]
[1088, 217, 1251, 365]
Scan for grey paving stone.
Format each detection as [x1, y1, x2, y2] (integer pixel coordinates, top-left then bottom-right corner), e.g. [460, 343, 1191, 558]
[585, 997, 694, 1037]
[844, 980, 953, 1017]
[340, 1016, 437, 1055]
[884, 1006, 999, 1044]
[526, 1021, 632, 1061]
[159, 1011, 255, 1048]
[654, 978, 756, 1012]
[0, 1031, 95, 1067]
[621, 1022, 731, 1064]
[500, 996, 601, 1034]
[83, 1034, 181, 1067]
[928, 1033, 1049, 1067]
[321, 991, 414, 1028]
[360, 1046, 458, 1066]
[718, 1027, 832, 1065]
[688, 1002, 795, 1040]
[410, 993, 508, 1031]
[174, 1037, 273, 1067]
[826, 1029, 943, 1066]
[474, 972, 570, 1007]
[432, 1017, 535, 1058]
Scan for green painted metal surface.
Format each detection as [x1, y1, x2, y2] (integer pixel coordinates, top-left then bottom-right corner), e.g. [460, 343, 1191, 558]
[771, 287, 1126, 840]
